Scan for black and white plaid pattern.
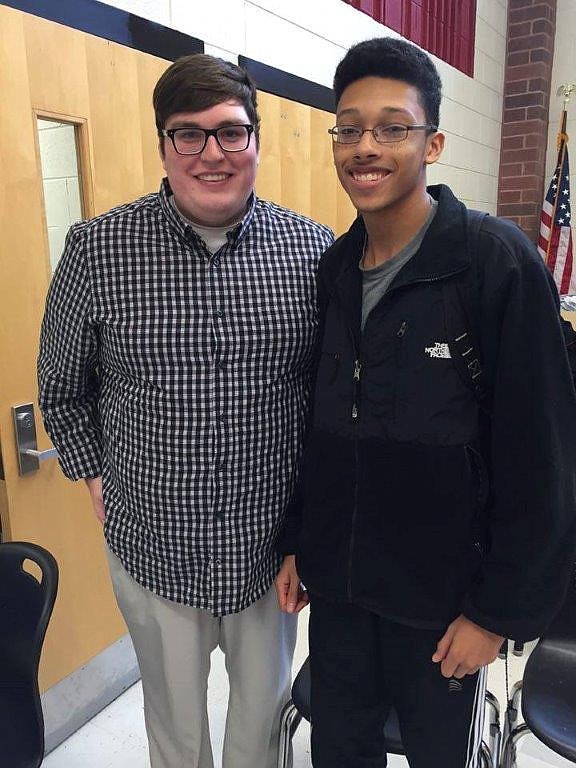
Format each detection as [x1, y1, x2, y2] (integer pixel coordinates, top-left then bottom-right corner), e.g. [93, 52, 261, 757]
[38, 179, 333, 616]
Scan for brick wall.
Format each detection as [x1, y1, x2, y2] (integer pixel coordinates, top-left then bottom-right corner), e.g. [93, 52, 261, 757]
[497, 0, 557, 242]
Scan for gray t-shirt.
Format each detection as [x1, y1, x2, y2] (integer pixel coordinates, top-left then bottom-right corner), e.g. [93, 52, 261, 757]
[360, 200, 438, 329]
[170, 195, 242, 254]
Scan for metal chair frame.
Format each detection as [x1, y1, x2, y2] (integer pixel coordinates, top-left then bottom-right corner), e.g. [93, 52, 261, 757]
[499, 567, 576, 767]
[278, 682, 502, 768]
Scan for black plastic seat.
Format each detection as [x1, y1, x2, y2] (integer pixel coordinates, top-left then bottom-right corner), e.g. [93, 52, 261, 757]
[292, 658, 403, 754]
[278, 656, 499, 767]
[501, 566, 576, 766]
[0, 541, 59, 768]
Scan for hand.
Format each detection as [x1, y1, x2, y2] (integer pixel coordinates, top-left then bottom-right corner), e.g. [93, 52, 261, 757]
[432, 614, 504, 678]
[275, 555, 309, 613]
[84, 476, 105, 524]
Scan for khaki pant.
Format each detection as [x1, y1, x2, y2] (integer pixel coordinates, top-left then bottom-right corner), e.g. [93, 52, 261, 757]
[106, 546, 297, 768]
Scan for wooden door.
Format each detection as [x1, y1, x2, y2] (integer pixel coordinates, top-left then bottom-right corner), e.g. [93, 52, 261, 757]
[0, 5, 172, 691]
[0, 4, 353, 694]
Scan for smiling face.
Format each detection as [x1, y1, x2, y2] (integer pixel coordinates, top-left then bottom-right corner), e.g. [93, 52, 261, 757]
[160, 99, 259, 227]
[332, 76, 444, 219]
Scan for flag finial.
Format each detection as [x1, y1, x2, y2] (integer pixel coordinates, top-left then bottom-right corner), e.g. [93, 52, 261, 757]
[557, 83, 576, 110]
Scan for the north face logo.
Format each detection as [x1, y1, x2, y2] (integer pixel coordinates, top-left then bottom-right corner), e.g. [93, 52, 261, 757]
[425, 342, 451, 359]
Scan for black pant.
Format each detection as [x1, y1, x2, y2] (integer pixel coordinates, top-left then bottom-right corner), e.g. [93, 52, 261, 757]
[309, 594, 486, 768]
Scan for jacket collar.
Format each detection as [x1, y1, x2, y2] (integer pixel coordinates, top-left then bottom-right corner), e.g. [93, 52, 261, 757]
[330, 184, 471, 348]
[343, 183, 470, 282]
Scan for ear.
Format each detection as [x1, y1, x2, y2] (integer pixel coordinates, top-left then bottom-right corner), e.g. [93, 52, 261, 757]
[425, 130, 445, 166]
[158, 139, 166, 170]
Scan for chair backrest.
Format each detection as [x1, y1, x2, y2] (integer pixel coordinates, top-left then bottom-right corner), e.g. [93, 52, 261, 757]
[521, 565, 576, 762]
[0, 541, 59, 768]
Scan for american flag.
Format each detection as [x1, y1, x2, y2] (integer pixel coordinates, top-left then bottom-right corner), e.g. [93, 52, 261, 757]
[537, 114, 574, 295]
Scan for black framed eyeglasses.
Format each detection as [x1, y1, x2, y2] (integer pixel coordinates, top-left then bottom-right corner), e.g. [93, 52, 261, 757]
[328, 123, 438, 145]
[161, 124, 255, 155]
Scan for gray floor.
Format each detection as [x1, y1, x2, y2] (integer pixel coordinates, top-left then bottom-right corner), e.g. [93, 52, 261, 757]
[43, 610, 573, 768]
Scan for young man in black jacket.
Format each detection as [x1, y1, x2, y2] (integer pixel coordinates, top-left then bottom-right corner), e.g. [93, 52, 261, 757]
[275, 37, 576, 768]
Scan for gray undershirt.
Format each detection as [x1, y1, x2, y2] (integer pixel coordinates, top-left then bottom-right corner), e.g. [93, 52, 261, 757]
[360, 200, 438, 329]
[170, 195, 242, 254]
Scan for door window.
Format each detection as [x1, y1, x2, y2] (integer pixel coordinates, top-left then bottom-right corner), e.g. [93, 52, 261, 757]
[37, 118, 84, 274]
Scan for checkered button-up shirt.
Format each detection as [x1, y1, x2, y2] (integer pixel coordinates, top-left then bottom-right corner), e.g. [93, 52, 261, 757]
[38, 179, 333, 615]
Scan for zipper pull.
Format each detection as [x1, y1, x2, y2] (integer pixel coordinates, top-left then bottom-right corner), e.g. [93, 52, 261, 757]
[353, 359, 362, 381]
[351, 403, 359, 420]
[397, 321, 407, 338]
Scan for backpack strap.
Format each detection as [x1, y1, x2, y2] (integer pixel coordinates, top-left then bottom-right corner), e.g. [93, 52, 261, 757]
[560, 314, 576, 391]
[442, 209, 491, 411]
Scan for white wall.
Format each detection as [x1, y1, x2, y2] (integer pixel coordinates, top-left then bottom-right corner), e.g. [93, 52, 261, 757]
[37, 119, 83, 274]
[100, 0, 508, 213]
[545, 0, 576, 185]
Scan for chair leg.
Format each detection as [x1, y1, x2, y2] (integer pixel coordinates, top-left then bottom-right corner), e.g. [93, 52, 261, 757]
[501, 680, 523, 754]
[500, 723, 530, 768]
[277, 700, 303, 768]
[484, 690, 501, 768]
[480, 741, 492, 768]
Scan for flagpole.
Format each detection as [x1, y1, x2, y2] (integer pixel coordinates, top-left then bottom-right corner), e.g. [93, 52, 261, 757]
[546, 85, 574, 265]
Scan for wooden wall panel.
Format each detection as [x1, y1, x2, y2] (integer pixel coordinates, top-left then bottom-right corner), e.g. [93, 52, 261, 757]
[310, 109, 338, 233]
[279, 98, 312, 217]
[24, 15, 90, 119]
[85, 36, 145, 213]
[256, 92, 355, 235]
[255, 91, 282, 204]
[137, 54, 169, 192]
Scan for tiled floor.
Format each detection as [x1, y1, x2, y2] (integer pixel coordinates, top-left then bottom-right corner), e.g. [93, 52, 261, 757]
[44, 612, 572, 768]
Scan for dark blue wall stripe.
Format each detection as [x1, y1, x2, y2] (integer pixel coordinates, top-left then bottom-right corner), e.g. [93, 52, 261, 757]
[239, 56, 335, 114]
[1, 0, 203, 60]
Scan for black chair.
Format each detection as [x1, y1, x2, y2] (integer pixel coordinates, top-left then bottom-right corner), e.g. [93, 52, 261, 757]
[501, 568, 576, 767]
[278, 657, 501, 768]
[0, 542, 59, 768]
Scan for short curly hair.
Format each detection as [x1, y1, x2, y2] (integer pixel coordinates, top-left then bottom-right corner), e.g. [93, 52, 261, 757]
[333, 38, 442, 127]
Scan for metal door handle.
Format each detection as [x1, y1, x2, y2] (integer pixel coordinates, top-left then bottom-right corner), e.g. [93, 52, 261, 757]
[12, 403, 59, 475]
[22, 447, 59, 461]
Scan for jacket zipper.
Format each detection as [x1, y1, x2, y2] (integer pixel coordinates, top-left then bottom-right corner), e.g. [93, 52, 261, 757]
[351, 358, 362, 420]
[338, 266, 467, 602]
[347, 309, 361, 599]
[348, 356, 361, 600]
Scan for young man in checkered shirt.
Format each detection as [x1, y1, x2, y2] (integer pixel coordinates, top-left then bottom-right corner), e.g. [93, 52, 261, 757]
[38, 54, 333, 768]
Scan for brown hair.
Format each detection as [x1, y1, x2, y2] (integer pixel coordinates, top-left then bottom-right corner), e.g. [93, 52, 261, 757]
[153, 54, 260, 146]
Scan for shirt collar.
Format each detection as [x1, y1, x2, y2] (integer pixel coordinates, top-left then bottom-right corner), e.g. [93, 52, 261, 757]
[158, 177, 258, 248]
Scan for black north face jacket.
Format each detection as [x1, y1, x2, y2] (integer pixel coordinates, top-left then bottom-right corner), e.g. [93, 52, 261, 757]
[279, 184, 576, 641]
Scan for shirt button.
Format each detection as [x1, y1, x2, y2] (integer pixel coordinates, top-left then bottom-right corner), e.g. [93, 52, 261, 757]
[212, 257, 221, 268]
[214, 309, 224, 319]
[215, 361, 225, 372]
[217, 412, 226, 422]
[215, 559, 221, 566]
